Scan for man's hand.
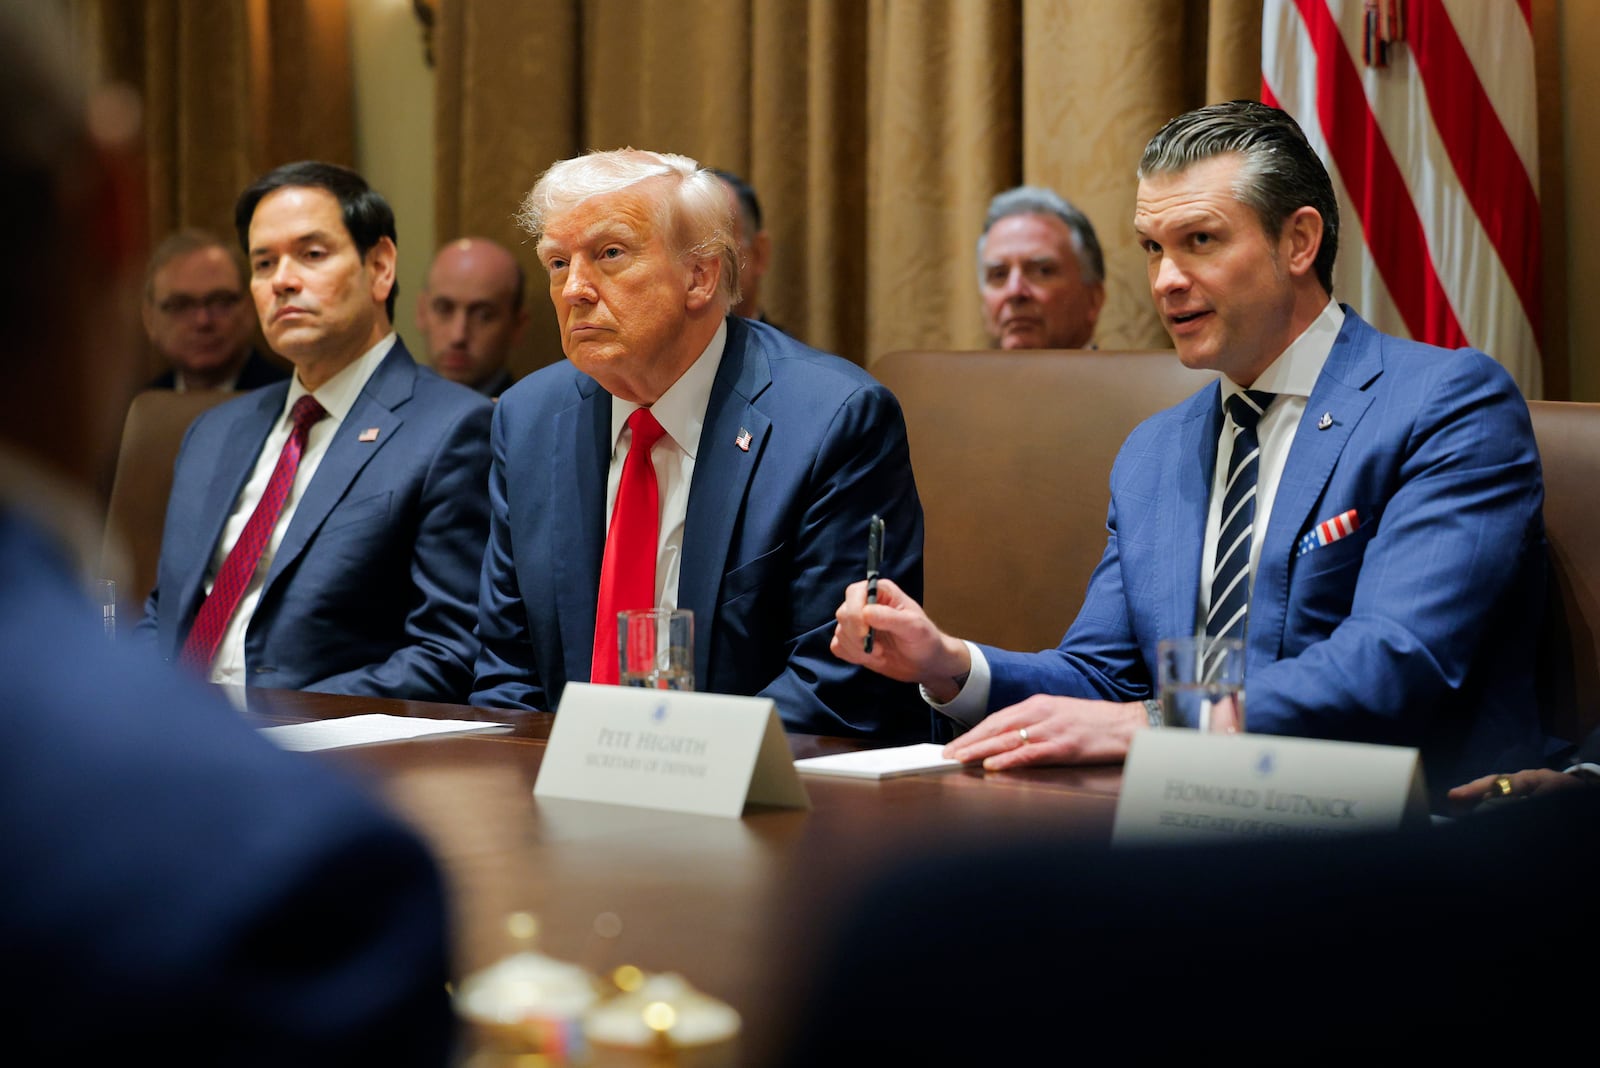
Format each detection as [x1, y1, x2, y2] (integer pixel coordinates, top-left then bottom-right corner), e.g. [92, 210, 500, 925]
[942, 694, 1146, 770]
[831, 577, 970, 701]
[1448, 767, 1588, 810]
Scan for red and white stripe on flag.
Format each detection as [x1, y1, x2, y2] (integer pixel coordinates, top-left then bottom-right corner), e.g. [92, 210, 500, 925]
[1262, 0, 1542, 398]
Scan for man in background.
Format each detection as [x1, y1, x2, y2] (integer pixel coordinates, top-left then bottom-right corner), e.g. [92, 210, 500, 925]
[143, 229, 287, 391]
[712, 168, 776, 328]
[977, 185, 1105, 350]
[415, 236, 529, 397]
[0, 8, 451, 1060]
[137, 161, 492, 701]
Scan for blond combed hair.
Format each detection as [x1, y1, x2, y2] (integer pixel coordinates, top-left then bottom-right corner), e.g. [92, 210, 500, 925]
[517, 148, 741, 311]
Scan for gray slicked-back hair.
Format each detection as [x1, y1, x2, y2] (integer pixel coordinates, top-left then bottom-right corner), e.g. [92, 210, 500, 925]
[517, 148, 741, 310]
[1138, 100, 1340, 294]
[977, 186, 1105, 285]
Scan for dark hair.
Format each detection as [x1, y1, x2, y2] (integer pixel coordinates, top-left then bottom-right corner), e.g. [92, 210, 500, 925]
[234, 160, 399, 319]
[1138, 101, 1340, 294]
[710, 168, 763, 233]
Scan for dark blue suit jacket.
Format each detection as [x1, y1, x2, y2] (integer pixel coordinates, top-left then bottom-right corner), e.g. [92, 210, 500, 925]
[982, 310, 1545, 788]
[471, 317, 930, 740]
[0, 509, 450, 1062]
[136, 339, 492, 701]
[146, 347, 288, 391]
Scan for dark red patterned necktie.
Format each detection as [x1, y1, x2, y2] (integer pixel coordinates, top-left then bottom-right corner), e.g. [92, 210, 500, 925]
[180, 394, 327, 673]
[590, 408, 667, 684]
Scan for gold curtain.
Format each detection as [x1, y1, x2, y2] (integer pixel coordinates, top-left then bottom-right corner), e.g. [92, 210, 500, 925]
[434, 0, 1271, 375]
[75, 0, 354, 381]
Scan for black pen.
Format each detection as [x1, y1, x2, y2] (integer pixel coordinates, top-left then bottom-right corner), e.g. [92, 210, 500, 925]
[864, 515, 884, 653]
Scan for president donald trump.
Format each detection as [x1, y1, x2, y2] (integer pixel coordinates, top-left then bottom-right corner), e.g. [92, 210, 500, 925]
[471, 149, 929, 740]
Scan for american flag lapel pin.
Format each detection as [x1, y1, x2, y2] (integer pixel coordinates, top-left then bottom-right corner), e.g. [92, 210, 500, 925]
[735, 427, 752, 452]
[359, 427, 380, 443]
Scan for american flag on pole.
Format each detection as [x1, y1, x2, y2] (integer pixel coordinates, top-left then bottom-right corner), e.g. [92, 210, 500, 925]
[1262, 0, 1542, 398]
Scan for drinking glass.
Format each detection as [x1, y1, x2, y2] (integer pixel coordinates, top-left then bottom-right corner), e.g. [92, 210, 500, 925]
[1155, 636, 1245, 732]
[618, 609, 694, 691]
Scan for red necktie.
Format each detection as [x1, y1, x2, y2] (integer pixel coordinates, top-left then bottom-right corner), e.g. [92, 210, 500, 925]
[591, 408, 667, 684]
[180, 394, 327, 673]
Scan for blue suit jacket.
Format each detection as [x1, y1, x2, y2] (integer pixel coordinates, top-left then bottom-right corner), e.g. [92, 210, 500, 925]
[1, 509, 450, 1062]
[471, 317, 931, 740]
[136, 339, 492, 701]
[983, 310, 1545, 788]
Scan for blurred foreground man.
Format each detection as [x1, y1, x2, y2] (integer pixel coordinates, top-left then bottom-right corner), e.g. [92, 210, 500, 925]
[977, 186, 1105, 350]
[0, 10, 450, 1061]
[836, 102, 1544, 791]
[143, 229, 287, 391]
[137, 162, 492, 700]
[472, 149, 928, 739]
[415, 236, 529, 397]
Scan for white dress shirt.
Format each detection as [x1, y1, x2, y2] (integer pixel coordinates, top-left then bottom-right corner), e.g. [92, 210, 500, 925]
[932, 300, 1346, 728]
[205, 334, 396, 685]
[603, 320, 728, 610]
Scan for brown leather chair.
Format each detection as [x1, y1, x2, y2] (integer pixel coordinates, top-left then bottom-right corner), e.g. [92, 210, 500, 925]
[101, 389, 236, 609]
[1528, 400, 1600, 748]
[873, 350, 1216, 653]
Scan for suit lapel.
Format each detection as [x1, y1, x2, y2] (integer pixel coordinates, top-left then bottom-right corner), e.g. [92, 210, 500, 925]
[1249, 310, 1381, 667]
[555, 375, 611, 683]
[1165, 385, 1224, 646]
[680, 319, 771, 688]
[263, 344, 414, 591]
[178, 388, 282, 625]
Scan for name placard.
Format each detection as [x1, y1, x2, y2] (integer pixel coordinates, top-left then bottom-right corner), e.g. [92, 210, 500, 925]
[1112, 731, 1427, 846]
[533, 682, 810, 818]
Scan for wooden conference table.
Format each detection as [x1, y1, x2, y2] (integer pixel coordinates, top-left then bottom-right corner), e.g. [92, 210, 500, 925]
[245, 689, 1124, 1060]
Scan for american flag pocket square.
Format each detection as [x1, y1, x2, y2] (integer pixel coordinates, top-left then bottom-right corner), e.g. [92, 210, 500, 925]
[1295, 508, 1359, 558]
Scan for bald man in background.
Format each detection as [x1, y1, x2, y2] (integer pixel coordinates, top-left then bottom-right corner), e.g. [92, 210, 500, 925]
[415, 237, 529, 398]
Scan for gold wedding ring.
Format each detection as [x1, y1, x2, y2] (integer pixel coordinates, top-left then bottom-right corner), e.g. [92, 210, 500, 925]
[1493, 775, 1514, 798]
[1018, 727, 1030, 745]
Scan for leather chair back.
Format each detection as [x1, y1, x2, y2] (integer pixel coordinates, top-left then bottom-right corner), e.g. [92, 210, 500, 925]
[874, 350, 1216, 652]
[102, 389, 235, 606]
[1528, 400, 1600, 747]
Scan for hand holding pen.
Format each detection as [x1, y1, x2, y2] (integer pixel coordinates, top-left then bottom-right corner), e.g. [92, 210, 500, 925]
[864, 515, 883, 653]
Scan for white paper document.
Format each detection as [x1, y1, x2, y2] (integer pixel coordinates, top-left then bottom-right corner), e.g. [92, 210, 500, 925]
[260, 714, 513, 752]
[794, 743, 962, 780]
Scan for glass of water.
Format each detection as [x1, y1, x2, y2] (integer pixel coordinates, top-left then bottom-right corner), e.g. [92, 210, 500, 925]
[1156, 636, 1245, 732]
[618, 609, 694, 691]
[94, 579, 117, 641]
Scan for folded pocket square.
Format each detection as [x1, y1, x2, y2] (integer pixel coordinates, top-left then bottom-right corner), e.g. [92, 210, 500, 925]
[1295, 508, 1359, 557]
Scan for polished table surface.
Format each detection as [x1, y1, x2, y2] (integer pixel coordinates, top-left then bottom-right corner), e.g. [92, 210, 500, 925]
[245, 689, 1123, 1061]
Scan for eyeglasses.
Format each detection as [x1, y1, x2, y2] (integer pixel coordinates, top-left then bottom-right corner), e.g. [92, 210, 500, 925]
[155, 290, 244, 317]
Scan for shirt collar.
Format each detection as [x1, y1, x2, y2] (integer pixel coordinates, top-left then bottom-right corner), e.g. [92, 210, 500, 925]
[1219, 298, 1344, 408]
[609, 318, 728, 460]
[284, 332, 397, 426]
